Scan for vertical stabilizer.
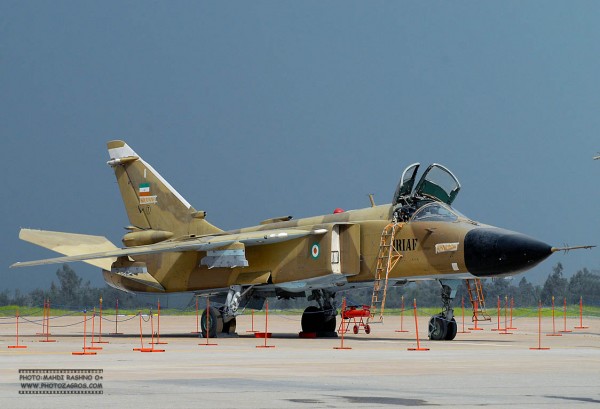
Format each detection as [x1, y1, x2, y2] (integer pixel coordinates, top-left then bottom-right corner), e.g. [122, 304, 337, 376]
[106, 140, 222, 237]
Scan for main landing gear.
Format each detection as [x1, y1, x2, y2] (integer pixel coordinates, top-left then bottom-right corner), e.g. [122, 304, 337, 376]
[200, 285, 248, 338]
[300, 290, 338, 335]
[428, 280, 459, 341]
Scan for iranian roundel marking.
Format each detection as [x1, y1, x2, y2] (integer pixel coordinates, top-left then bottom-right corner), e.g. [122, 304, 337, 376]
[311, 243, 320, 259]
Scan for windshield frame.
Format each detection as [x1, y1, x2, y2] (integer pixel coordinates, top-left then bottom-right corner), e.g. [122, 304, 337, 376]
[409, 201, 461, 223]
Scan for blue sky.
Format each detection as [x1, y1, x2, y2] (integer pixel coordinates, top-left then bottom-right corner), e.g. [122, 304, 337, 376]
[1, 2, 598, 291]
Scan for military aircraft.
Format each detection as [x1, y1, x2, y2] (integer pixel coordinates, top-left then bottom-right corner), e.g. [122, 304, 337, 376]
[11, 141, 591, 340]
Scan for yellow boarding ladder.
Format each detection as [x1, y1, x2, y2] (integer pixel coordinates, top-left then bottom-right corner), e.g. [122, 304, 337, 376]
[465, 278, 491, 321]
[369, 222, 404, 323]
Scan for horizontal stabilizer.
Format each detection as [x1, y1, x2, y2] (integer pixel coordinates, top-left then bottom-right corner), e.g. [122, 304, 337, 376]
[17, 229, 118, 270]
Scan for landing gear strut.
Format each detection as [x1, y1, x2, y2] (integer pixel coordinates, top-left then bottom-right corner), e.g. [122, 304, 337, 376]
[428, 280, 459, 341]
[301, 290, 338, 334]
[200, 285, 253, 338]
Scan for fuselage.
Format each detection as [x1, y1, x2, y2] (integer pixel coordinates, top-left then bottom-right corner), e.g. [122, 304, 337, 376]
[103, 202, 552, 293]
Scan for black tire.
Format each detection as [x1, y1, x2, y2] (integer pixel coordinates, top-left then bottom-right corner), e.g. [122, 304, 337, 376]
[223, 317, 237, 335]
[353, 325, 359, 334]
[323, 315, 337, 332]
[365, 324, 371, 335]
[445, 318, 457, 341]
[428, 315, 448, 340]
[301, 306, 324, 333]
[201, 307, 223, 338]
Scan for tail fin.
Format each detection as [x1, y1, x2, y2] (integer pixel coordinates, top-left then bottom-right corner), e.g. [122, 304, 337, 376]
[106, 140, 222, 237]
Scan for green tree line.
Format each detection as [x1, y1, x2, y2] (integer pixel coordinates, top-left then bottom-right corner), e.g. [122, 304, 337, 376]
[0, 265, 142, 310]
[1, 263, 599, 310]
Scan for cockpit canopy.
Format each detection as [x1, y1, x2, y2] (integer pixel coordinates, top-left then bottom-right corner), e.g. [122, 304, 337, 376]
[392, 163, 462, 222]
[411, 202, 459, 222]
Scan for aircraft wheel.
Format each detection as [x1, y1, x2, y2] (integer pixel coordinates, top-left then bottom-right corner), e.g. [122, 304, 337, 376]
[301, 306, 324, 333]
[445, 318, 457, 341]
[428, 315, 447, 341]
[353, 325, 359, 334]
[364, 324, 371, 335]
[223, 317, 237, 335]
[201, 307, 223, 338]
[323, 315, 336, 332]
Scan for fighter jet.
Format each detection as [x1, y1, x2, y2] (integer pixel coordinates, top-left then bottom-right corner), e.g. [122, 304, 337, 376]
[11, 141, 590, 340]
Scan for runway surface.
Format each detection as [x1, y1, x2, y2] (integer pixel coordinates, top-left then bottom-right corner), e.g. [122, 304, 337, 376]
[1, 312, 599, 408]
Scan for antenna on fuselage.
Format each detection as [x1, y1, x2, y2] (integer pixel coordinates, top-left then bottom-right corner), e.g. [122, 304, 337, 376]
[368, 194, 376, 207]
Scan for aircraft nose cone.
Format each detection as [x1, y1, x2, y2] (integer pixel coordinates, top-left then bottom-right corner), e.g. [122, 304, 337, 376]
[464, 228, 552, 276]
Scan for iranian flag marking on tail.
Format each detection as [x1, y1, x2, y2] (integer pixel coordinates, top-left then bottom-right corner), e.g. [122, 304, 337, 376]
[139, 183, 151, 196]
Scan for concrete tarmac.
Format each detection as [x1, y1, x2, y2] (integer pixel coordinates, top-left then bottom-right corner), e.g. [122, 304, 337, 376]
[1, 312, 599, 408]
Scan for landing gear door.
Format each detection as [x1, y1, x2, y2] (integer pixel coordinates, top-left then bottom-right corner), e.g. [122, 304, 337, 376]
[392, 163, 420, 205]
[413, 163, 461, 205]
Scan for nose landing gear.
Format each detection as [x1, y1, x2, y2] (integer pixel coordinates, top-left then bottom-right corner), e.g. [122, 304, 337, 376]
[428, 280, 459, 341]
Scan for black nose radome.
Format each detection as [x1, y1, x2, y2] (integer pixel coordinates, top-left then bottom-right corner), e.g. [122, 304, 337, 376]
[464, 228, 552, 276]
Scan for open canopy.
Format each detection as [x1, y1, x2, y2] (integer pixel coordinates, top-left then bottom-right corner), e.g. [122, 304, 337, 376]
[393, 163, 461, 206]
